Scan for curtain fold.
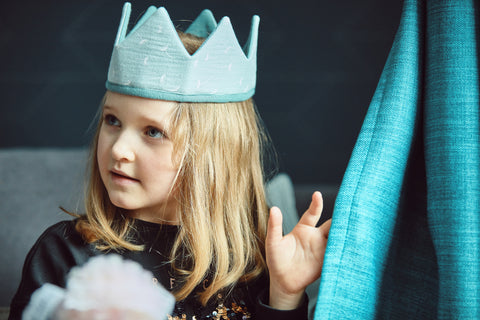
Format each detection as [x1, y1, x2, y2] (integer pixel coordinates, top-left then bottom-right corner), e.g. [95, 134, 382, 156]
[424, 1, 480, 317]
[314, 0, 480, 318]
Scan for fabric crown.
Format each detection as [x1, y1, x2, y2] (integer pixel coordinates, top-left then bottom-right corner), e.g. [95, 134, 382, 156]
[106, 2, 260, 103]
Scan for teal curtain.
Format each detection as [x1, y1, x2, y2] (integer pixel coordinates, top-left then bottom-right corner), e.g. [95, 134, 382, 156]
[314, 0, 480, 318]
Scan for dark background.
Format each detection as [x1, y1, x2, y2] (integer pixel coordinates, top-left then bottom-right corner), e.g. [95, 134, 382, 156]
[0, 0, 403, 185]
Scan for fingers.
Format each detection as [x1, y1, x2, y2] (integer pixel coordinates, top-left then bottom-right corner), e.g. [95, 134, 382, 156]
[298, 191, 324, 227]
[320, 219, 332, 239]
[266, 206, 284, 245]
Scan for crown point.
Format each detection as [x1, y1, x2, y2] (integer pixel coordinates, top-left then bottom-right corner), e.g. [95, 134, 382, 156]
[218, 16, 232, 27]
[244, 15, 260, 59]
[186, 9, 217, 38]
[129, 6, 158, 36]
[158, 7, 168, 15]
[198, 9, 215, 21]
[201, 9, 214, 16]
[114, 2, 132, 45]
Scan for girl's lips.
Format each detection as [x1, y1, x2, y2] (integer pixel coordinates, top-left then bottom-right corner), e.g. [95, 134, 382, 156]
[110, 171, 140, 185]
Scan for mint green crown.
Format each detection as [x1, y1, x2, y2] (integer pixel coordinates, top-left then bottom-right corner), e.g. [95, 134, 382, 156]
[106, 3, 260, 103]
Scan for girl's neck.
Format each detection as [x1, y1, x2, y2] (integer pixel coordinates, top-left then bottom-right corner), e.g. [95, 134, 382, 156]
[129, 203, 179, 225]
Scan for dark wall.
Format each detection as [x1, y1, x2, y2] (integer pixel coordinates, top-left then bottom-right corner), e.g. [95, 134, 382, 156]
[0, 0, 403, 184]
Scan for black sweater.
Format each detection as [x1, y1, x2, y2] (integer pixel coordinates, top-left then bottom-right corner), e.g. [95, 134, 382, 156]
[9, 219, 308, 319]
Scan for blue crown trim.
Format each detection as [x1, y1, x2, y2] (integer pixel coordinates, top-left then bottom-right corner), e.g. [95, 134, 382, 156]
[106, 81, 255, 103]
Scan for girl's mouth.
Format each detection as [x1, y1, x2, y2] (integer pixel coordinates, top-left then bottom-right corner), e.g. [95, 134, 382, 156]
[110, 170, 140, 185]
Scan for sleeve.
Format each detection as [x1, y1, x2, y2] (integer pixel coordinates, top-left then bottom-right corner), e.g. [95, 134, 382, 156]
[8, 220, 92, 320]
[254, 288, 309, 320]
[243, 273, 309, 320]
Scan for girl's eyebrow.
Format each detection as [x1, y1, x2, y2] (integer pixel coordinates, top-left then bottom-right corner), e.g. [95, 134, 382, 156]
[103, 105, 114, 111]
[139, 115, 168, 130]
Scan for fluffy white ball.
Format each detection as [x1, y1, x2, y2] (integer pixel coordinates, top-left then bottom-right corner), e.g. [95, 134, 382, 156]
[23, 254, 175, 320]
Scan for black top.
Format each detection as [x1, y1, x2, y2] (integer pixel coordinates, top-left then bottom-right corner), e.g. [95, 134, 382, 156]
[9, 220, 308, 319]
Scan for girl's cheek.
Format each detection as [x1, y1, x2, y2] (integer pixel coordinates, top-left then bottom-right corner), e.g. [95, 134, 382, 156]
[97, 132, 111, 174]
[97, 129, 111, 157]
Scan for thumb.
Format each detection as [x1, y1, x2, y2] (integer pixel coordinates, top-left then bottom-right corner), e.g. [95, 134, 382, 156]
[266, 206, 284, 246]
[298, 191, 323, 227]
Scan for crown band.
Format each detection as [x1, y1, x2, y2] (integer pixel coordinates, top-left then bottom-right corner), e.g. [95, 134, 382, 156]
[106, 3, 259, 103]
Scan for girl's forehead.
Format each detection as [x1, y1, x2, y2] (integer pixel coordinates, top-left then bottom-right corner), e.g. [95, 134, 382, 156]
[105, 91, 176, 107]
[104, 91, 177, 119]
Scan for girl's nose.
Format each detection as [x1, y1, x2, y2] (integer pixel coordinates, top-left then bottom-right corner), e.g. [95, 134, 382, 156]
[111, 133, 135, 162]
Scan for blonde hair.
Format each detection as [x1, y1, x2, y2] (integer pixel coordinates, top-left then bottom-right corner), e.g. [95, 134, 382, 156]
[75, 31, 270, 304]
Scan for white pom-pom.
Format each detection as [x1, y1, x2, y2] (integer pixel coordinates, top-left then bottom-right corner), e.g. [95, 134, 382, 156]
[58, 254, 175, 320]
[22, 283, 66, 320]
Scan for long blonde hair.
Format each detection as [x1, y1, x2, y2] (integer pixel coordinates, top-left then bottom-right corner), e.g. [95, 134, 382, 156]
[75, 32, 270, 304]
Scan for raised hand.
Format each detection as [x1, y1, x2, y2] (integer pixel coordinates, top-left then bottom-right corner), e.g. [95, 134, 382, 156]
[265, 191, 331, 310]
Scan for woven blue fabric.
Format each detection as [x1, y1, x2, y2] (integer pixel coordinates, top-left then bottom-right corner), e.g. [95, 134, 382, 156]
[314, 0, 480, 319]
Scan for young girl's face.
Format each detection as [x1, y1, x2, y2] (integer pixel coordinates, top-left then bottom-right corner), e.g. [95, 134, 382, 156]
[97, 91, 179, 223]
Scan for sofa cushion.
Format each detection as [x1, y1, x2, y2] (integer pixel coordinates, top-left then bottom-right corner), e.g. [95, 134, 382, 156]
[0, 148, 88, 306]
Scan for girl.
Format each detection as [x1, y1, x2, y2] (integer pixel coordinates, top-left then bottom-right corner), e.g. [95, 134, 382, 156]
[9, 3, 331, 319]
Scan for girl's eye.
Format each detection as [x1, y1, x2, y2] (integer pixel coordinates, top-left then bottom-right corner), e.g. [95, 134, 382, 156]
[104, 114, 120, 127]
[145, 127, 165, 139]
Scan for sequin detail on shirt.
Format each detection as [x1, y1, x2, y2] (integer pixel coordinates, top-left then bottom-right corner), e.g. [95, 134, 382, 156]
[167, 293, 252, 320]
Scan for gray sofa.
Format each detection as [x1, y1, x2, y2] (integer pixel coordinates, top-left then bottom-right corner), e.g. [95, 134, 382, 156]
[0, 148, 337, 319]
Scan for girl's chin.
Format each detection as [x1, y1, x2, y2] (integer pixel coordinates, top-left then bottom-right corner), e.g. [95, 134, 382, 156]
[108, 198, 138, 211]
